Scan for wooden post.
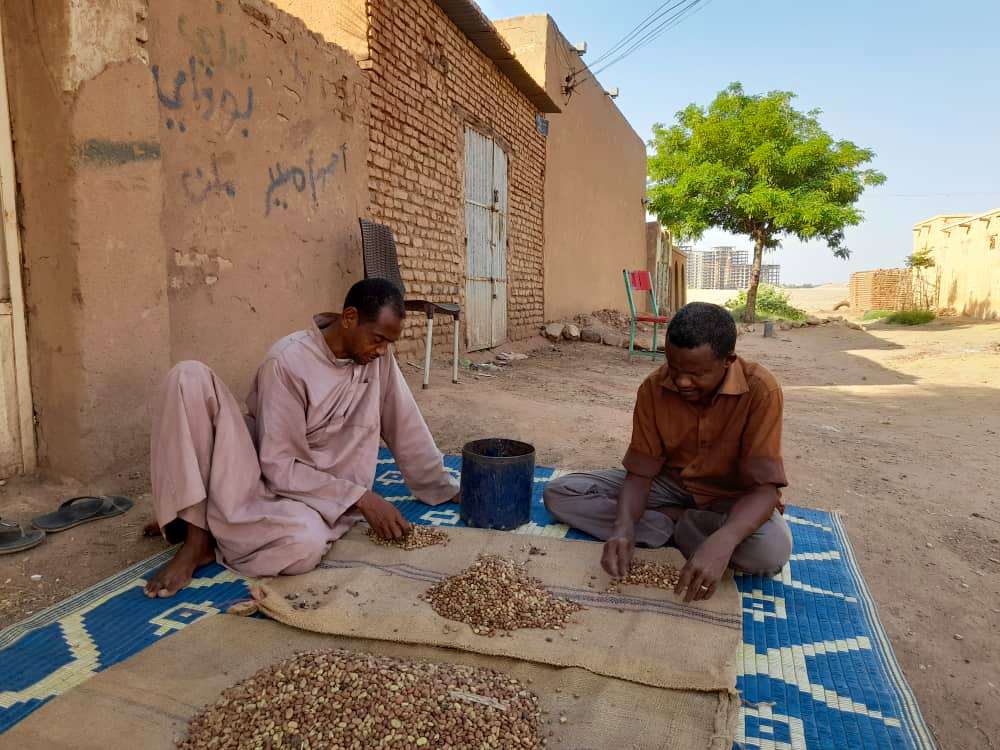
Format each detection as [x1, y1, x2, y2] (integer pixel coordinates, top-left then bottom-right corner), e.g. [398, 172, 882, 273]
[0, 12, 37, 474]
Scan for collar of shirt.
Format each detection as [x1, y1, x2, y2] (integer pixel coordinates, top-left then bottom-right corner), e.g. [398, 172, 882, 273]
[655, 357, 750, 403]
[310, 313, 356, 368]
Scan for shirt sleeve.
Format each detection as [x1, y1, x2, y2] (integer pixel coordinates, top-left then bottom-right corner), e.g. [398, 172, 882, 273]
[622, 378, 667, 478]
[379, 355, 459, 506]
[254, 359, 368, 522]
[739, 381, 788, 489]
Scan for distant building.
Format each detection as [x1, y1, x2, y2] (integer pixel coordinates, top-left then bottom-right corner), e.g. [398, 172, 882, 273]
[686, 247, 780, 289]
[911, 209, 999, 319]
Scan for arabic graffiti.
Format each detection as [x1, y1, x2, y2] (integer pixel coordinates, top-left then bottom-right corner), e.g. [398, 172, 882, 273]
[265, 145, 349, 216]
[182, 154, 236, 204]
[177, 14, 249, 69]
[152, 57, 253, 135]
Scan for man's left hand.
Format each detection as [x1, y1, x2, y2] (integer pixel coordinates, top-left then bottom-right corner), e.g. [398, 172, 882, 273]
[674, 533, 735, 602]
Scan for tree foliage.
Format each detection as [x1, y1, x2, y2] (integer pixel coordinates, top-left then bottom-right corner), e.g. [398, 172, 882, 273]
[647, 82, 886, 322]
[905, 245, 935, 269]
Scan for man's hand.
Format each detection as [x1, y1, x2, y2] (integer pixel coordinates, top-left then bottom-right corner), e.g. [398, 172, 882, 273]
[674, 533, 735, 602]
[601, 522, 637, 579]
[356, 491, 411, 540]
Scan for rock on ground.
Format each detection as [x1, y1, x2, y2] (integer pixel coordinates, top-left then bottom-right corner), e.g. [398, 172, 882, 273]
[543, 323, 565, 342]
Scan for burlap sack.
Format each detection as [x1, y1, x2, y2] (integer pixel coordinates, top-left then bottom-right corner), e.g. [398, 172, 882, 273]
[3, 616, 739, 750]
[253, 526, 742, 693]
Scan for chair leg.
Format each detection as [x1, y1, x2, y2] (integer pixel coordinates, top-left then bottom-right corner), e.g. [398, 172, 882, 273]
[452, 316, 460, 384]
[651, 323, 658, 358]
[423, 317, 434, 390]
[628, 320, 635, 362]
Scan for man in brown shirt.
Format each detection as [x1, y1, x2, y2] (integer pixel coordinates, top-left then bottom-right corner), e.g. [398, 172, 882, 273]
[544, 302, 792, 601]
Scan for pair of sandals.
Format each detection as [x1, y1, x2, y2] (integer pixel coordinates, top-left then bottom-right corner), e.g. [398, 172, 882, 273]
[0, 496, 133, 554]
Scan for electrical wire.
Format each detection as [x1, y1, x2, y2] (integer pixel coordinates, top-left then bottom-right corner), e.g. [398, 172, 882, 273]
[586, 0, 692, 69]
[591, 0, 708, 77]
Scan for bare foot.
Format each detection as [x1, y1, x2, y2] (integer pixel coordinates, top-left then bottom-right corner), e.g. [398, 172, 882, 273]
[144, 524, 215, 598]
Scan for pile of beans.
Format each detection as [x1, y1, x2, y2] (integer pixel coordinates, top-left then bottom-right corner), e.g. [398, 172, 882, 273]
[423, 555, 582, 636]
[607, 560, 681, 593]
[178, 649, 544, 750]
[366, 526, 450, 550]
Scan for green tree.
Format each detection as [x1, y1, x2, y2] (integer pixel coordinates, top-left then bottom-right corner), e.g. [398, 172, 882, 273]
[647, 82, 886, 323]
[905, 244, 935, 269]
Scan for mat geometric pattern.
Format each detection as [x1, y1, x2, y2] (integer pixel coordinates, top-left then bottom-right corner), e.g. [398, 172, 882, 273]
[0, 449, 934, 749]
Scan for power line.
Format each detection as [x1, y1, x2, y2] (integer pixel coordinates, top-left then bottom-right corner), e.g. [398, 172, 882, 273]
[591, 0, 708, 77]
[586, 0, 692, 69]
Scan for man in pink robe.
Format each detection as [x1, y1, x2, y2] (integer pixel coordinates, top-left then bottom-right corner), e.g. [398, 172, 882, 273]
[144, 279, 458, 597]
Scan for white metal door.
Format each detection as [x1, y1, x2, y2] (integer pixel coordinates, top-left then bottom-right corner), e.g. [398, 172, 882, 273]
[464, 128, 508, 351]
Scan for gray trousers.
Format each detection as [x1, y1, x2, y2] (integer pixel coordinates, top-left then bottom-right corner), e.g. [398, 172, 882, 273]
[543, 470, 792, 575]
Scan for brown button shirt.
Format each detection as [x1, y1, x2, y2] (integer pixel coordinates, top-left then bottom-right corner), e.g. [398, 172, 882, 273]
[623, 356, 787, 509]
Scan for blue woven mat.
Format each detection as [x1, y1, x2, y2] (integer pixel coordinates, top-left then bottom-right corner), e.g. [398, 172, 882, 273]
[0, 450, 934, 749]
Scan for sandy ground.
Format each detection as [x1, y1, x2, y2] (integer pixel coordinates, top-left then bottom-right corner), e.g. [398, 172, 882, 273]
[690, 283, 851, 313]
[2, 315, 999, 750]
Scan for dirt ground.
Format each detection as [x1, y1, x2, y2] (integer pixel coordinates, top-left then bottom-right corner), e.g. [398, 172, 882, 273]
[2, 312, 999, 750]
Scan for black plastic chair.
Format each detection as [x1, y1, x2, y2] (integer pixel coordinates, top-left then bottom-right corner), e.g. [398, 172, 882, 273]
[359, 218, 460, 388]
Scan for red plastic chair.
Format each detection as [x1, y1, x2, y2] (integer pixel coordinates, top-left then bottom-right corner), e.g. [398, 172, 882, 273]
[623, 270, 669, 360]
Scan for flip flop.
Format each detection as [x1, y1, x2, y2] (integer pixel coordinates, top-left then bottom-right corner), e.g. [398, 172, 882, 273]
[31, 495, 134, 533]
[0, 519, 45, 554]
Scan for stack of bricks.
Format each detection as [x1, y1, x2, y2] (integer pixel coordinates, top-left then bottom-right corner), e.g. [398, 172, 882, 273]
[365, 0, 546, 353]
[849, 269, 916, 311]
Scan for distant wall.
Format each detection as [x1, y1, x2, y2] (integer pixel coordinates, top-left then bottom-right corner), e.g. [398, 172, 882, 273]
[4, 0, 368, 479]
[495, 15, 646, 321]
[849, 269, 915, 312]
[913, 212, 1000, 319]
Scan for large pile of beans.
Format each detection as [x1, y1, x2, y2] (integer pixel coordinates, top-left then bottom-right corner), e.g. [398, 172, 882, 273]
[179, 649, 544, 750]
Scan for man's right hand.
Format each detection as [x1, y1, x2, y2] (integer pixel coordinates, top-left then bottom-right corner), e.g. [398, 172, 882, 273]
[601, 522, 637, 579]
[355, 491, 412, 540]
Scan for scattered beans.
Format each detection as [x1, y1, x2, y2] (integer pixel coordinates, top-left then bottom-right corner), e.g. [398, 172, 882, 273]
[366, 525, 451, 550]
[424, 555, 583, 636]
[606, 560, 681, 593]
[178, 649, 544, 750]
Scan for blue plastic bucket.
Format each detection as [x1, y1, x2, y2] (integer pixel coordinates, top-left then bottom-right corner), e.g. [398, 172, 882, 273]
[459, 438, 535, 530]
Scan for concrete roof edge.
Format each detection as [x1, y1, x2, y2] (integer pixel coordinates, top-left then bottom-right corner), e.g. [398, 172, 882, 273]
[493, 12, 643, 148]
[937, 207, 1000, 232]
[431, 0, 560, 113]
[912, 213, 974, 229]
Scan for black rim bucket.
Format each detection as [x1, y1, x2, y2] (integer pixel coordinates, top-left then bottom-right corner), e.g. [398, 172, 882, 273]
[459, 439, 536, 530]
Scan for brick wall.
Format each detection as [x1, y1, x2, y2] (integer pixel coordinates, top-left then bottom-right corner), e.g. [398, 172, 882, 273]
[849, 269, 916, 311]
[364, 0, 546, 352]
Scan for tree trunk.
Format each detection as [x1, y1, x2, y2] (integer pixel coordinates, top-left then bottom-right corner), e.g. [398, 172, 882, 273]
[741, 231, 767, 324]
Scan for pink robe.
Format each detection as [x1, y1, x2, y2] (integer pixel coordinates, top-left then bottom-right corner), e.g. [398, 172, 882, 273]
[151, 314, 458, 576]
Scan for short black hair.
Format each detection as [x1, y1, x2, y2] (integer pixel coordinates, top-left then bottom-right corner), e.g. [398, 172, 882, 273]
[344, 278, 405, 323]
[667, 302, 737, 359]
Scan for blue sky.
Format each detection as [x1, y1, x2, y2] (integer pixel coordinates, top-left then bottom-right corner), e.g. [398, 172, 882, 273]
[480, 0, 1000, 284]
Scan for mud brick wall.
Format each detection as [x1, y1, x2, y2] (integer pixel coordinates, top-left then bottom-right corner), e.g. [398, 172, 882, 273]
[849, 269, 916, 311]
[365, 0, 547, 352]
